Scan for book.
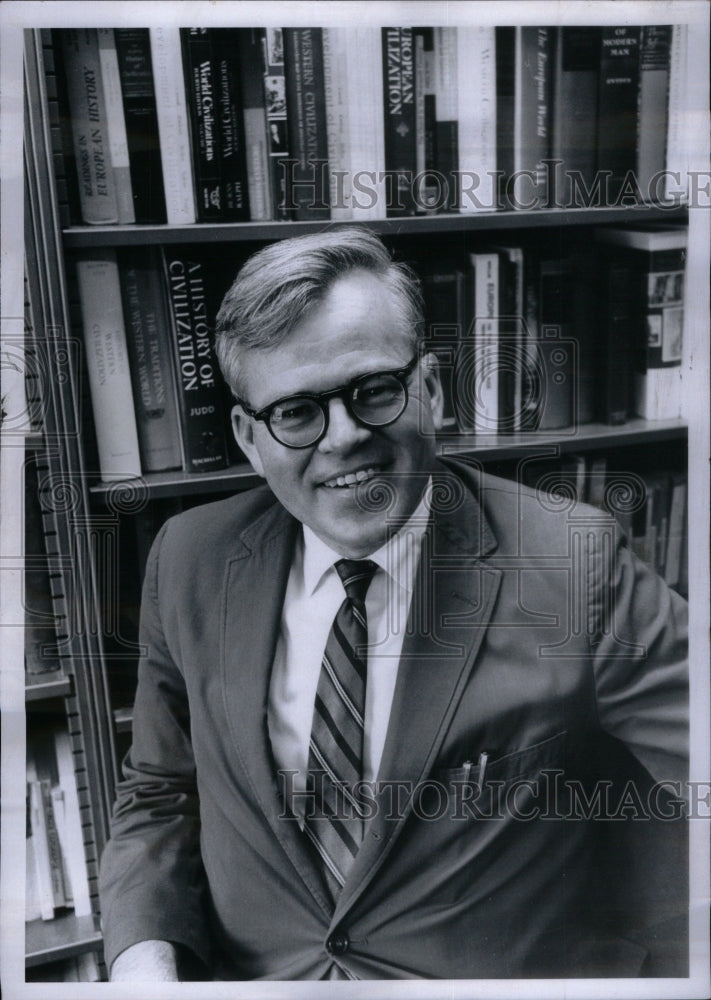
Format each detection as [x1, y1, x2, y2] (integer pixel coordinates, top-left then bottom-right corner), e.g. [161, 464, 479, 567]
[260, 27, 292, 220]
[586, 454, 608, 509]
[181, 29, 251, 222]
[594, 226, 686, 420]
[162, 249, 230, 473]
[513, 28, 553, 209]
[422, 265, 467, 430]
[664, 473, 687, 589]
[382, 27, 418, 216]
[568, 246, 599, 426]
[212, 30, 251, 220]
[551, 28, 600, 208]
[637, 26, 673, 200]
[536, 255, 574, 430]
[58, 29, 119, 224]
[283, 28, 329, 220]
[27, 780, 55, 920]
[24, 457, 60, 675]
[665, 25, 689, 203]
[97, 29, 135, 224]
[495, 27, 516, 208]
[456, 27, 497, 212]
[433, 28, 458, 213]
[413, 27, 439, 211]
[75, 251, 142, 480]
[322, 27, 350, 221]
[54, 730, 92, 917]
[114, 28, 167, 224]
[346, 28, 385, 221]
[458, 252, 499, 433]
[597, 26, 641, 203]
[238, 28, 272, 220]
[118, 247, 182, 472]
[150, 26, 196, 224]
[595, 252, 634, 425]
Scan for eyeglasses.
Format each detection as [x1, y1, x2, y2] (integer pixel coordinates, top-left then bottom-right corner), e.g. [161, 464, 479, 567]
[237, 354, 419, 449]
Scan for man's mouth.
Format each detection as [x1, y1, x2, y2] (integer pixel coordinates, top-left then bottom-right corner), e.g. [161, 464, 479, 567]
[321, 466, 381, 489]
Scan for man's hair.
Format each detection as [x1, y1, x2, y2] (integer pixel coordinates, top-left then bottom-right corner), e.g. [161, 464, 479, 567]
[215, 228, 424, 399]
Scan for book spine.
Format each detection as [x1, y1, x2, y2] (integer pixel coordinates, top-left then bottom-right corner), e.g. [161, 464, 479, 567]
[551, 27, 600, 208]
[597, 26, 641, 201]
[181, 28, 224, 221]
[59, 29, 119, 224]
[495, 27, 515, 208]
[238, 29, 272, 220]
[76, 251, 142, 480]
[97, 29, 135, 224]
[114, 28, 167, 224]
[382, 27, 418, 216]
[150, 26, 196, 224]
[260, 28, 292, 220]
[456, 27, 497, 212]
[637, 25, 673, 199]
[350, 28, 385, 221]
[212, 29, 251, 220]
[28, 780, 55, 920]
[41, 781, 70, 908]
[283, 28, 329, 220]
[633, 243, 685, 420]
[414, 28, 439, 211]
[466, 252, 499, 433]
[433, 28, 458, 212]
[665, 25, 688, 202]
[664, 474, 687, 588]
[118, 248, 182, 472]
[513, 27, 552, 209]
[597, 257, 633, 425]
[537, 257, 574, 430]
[569, 247, 598, 426]
[322, 28, 351, 221]
[422, 267, 466, 430]
[162, 250, 229, 473]
[53, 730, 92, 917]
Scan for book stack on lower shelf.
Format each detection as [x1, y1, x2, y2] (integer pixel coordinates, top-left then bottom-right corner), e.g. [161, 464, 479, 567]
[54, 23, 688, 227]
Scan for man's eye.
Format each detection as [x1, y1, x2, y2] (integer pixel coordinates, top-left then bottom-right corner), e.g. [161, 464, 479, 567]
[273, 400, 313, 424]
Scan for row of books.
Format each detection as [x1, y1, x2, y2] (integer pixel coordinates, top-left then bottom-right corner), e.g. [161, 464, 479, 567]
[424, 224, 686, 436]
[74, 222, 685, 483]
[55, 24, 688, 226]
[26, 731, 92, 923]
[524, 456, 688, 592]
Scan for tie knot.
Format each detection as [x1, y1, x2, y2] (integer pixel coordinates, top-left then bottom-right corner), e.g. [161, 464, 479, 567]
[335, 559, 377, 604]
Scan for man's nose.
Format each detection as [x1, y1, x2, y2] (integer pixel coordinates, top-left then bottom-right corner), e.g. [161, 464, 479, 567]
[316, 397, 372, 452]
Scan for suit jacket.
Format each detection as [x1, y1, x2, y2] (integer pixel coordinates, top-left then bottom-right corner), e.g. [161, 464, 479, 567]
[99, 459, 688, 980]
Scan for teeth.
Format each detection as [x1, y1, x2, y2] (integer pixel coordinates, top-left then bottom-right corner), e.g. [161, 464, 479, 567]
[323, 467, 378, 489]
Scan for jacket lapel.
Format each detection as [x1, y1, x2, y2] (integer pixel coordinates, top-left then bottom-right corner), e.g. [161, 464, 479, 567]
[221, 500, 334, 915]
[333, 465, 502, 923]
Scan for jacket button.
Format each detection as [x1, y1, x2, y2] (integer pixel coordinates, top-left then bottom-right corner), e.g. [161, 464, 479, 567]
[326, 932, 349, 955]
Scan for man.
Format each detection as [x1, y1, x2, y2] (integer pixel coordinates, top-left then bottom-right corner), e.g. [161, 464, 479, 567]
[100, 229, 688, 981]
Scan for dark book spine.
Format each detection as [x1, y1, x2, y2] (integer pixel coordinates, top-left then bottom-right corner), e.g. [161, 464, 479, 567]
[597, 26, 641, 202]
[114, 28, 167, 223]
[637, 25, 673, 197]
[597, 257, 633, 424]
[536, 257, 574, 430]
[551, 27, 601, 208]
[181, 28, 223, 221]
[569, 247, 599, 426]
[496, 27, 515, 208]
[212, 29, 250, 220]
[238, 29, 272, 220]
[283, 28, 329, 220]
[422, 267, 466, 430]
[260, 28, 292, 220]
[381, 27, 417, 216]
[118, 248, 182, 473]
[162, 250, 229, 472]
[514, 27, 553, 208]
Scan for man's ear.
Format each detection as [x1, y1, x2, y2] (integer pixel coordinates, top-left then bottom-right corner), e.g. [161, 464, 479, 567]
[231, 404, 265, 478]
[420, 352, 445, 431]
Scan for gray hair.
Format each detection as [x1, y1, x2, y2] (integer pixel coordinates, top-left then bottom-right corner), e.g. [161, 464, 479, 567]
[215, 228, 423, 399]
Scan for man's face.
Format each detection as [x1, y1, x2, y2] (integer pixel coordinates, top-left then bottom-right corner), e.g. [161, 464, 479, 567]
[232, 269, 444, 558]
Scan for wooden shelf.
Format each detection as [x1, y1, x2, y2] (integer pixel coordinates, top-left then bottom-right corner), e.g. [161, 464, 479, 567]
[26, 912, 102, 968]
[25, 670, 72, 702]
[89, 419, 687, 503]
[62, 204, 689, 248]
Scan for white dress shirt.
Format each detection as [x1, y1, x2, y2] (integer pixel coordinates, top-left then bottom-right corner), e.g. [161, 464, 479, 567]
[268, 487, 431, 808]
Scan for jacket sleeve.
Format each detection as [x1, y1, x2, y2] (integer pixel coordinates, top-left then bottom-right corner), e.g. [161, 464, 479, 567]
[99, 520, 211, 973]
[589, 523, 689, 785]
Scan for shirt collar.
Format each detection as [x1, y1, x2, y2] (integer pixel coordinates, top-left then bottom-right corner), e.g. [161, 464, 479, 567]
[302, 479, 432, 597]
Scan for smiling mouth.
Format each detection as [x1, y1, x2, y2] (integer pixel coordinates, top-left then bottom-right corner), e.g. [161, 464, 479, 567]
[321, 466, 381, 489]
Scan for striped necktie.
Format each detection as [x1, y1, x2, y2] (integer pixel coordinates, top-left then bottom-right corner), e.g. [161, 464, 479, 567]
[304, 558, 377, 900]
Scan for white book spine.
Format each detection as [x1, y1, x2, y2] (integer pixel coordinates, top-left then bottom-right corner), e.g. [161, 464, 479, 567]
[472, 252, 499, 433]
[457, 27, 497, 212]
[351, 29, 385, 221]
[325, 28, 352, 221]
[150, 27, 196, 224]
[665, 24, 688, 202]
[54, 731, 93, 916]
[97, 28, 135, 224]
[76, 251, 142, 481]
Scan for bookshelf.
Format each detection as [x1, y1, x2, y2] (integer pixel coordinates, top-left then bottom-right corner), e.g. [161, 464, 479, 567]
[20, 15, 702, 981]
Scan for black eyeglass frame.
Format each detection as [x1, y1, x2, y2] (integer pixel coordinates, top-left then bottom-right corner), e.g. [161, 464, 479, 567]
[236, 354, 420, 449]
